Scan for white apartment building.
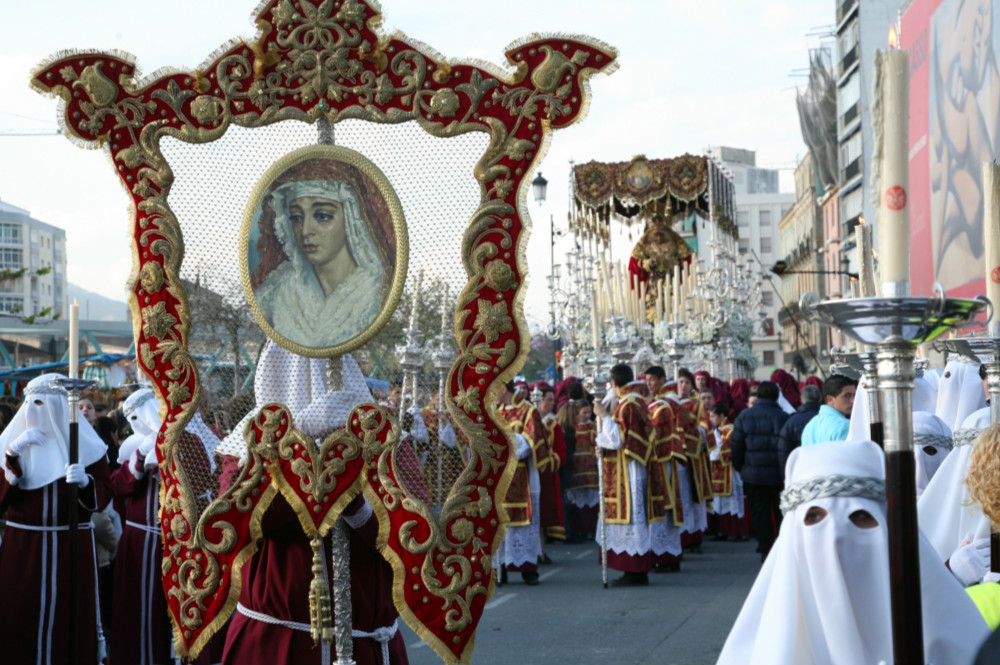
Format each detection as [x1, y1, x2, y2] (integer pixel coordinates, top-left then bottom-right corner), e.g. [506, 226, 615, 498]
[0, 199, 68, 319]
[709, 146, 794, 380]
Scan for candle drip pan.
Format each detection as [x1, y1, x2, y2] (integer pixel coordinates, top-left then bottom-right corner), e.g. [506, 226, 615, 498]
[799, 291, 989, 346]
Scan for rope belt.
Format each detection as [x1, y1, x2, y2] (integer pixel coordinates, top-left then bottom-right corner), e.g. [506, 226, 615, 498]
[125, 520, 162, 536]
[953, 428, 984, 448]
[1, 519, 94, 532]
[236, 603, 398, 665]
[913, 432, 953, 450]
[352, 620, 399, 665]
[780, 475, 885, 513]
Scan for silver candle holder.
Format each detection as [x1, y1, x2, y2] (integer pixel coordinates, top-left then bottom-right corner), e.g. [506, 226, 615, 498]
[801, 286, 987, 665]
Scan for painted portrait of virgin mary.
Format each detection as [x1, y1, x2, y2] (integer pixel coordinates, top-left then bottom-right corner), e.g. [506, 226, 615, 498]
[242, 145, 406, 355]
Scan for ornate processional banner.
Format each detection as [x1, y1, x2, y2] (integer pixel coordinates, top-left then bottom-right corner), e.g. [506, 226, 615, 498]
[31, 1, 616, 662]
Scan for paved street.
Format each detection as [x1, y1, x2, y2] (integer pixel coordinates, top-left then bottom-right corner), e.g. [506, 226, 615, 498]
[400, 537, 760, 665]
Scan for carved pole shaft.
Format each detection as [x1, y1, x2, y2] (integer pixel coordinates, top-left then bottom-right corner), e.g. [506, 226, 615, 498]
[876, 337, 923, 665]
[985, 356, 1000, 572]
[331, 518, 355, 665]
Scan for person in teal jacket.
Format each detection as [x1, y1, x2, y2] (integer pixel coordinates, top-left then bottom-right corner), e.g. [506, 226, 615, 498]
[800, 375, 857, 446]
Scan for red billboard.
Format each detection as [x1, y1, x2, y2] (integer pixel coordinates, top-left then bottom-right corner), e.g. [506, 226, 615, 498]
[903, 0, 999, 299]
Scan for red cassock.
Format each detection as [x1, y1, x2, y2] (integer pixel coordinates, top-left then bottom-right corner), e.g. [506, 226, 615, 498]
[109, 465, 171, 665]
[111, 430, 220, 665]
[222, 492, 409, 665]
[0, 455, 112, 665]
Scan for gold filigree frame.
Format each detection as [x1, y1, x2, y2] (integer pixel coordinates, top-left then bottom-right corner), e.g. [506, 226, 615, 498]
[31, 1, 616, 662]
[239, 143, 408, 357]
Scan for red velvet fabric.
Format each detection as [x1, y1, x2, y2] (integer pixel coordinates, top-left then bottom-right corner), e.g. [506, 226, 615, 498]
[0, 457, 111, 665]
[222, 493, 408, 665]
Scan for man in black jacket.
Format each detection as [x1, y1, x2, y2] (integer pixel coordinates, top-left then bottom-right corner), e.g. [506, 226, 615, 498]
[731, 381, 789, 562]
[776, 384, 822, 482]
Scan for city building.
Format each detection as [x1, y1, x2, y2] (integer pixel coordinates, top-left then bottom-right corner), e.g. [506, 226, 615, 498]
[835, 0, 905, 292]
[709, 146, 793, 380]
[776, 153, 828, 377]
[0, 198, 68, 320]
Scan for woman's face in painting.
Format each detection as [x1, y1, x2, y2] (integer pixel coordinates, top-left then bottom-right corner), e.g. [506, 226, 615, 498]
[289, 196, 348, 268]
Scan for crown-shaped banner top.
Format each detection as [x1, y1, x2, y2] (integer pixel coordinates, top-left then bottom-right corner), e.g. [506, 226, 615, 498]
[31, 1, 616, 662]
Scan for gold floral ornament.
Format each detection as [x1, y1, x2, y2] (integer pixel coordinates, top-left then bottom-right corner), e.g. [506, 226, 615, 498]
[31, 1, 617, 662]
[473, 299, 514, 343]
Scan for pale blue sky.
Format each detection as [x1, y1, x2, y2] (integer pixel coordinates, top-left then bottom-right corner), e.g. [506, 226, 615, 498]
[0, 0, 832, 326]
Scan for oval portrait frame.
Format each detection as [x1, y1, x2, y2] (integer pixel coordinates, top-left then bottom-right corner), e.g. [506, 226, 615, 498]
[240, 144, 408, 358]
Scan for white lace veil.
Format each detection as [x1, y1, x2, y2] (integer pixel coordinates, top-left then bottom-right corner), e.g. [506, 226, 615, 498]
[0, 373, 107, 490]
[217, 340, 373, 460]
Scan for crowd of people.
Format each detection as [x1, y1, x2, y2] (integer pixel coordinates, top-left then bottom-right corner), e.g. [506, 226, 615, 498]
[7, 350, 1000, 663]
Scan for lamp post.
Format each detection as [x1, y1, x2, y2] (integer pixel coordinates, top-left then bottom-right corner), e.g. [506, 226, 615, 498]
[532, 172, 564, 381]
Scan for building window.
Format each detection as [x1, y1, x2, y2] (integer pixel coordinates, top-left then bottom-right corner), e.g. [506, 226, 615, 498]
[759, 209, 772, 226]
[761, 292, 774, 306]
[0, 224, 21, 245]
[760, 237, 772, 254]
[738, 237, 750, 254]
[763, 350, 775, 365]
[0, 296, 23, 314]
[737, 209, 750, 227]
[840, 188, 863, 230]
[0, 248, 23, 269]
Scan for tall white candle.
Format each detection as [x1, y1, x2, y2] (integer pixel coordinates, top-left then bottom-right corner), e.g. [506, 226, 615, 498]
[591, 290, 600, 349]
[656, 280, 664, 322]
[875, 48, 911, 293]
[672, 265, 680, 320]
[69, 300, 79, 379]
[628, 273, 636, 322]
[984, 163, 1000, 337]
[409, 269, 423, 329]
[617, 262, 626, 319]
[638, 280, 646, 324]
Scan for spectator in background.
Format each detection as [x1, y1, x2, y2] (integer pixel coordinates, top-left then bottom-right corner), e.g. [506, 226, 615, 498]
[79, 395, 98, 424]
[800, 375, 857, 446]
[731, 381, 789, 561]
[699, 388, 715, 419]
[777, 384, 822, 481]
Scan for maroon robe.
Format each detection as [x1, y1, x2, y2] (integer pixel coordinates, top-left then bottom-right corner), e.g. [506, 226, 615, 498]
[222, 493, 408, 665]
[109, 460, 171, 665]
[0, 454, 112, 665]
[110, 430, 220, 665]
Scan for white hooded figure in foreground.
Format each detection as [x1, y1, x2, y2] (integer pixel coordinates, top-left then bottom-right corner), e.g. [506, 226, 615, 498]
[717, 439, 988, 665]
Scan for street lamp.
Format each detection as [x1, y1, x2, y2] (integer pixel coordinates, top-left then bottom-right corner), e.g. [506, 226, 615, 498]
[532, 172, 548, 204]
[531, 171, 562, 379]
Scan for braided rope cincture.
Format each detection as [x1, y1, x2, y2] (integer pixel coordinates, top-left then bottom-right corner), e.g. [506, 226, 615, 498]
[952, 428, 985, 448]
[780, 474, 886, 514]
[913, 433, 954, 451]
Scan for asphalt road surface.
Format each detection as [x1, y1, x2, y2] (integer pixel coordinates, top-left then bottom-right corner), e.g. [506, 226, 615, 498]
[399, 537, 760, 664]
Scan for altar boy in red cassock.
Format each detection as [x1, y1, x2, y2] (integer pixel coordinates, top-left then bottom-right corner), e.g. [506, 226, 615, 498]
[0, 373, 112, 665]
[216, 342, 409, 665]
[593, 364, 653, 586]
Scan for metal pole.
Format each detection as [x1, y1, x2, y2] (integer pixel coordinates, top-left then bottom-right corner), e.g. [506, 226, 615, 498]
[67, 389, 79, 665]
[330, 518, 355, 665]
[876, 336, 923, 665]
[596, 441, 607, 589]
[984, 353, 1000, 573]
[862, 351, 882, 444]
[437, 372, 445, 506]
